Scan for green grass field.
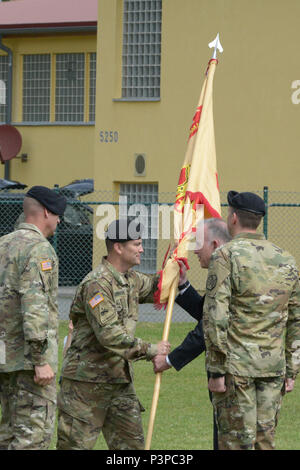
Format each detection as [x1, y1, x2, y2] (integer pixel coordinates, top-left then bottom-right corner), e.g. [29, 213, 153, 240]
[49, 320, 300, 450]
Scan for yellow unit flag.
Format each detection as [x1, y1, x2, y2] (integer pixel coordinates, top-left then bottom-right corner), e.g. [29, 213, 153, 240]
[154, 59, 222, 307]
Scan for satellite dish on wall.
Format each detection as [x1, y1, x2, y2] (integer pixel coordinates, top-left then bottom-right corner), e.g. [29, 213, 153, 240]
[0, 124, 22, 164]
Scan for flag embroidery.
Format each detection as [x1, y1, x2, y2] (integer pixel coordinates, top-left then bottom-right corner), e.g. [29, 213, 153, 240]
[41, 260, 52, 271]
[89, 293, 104, 309]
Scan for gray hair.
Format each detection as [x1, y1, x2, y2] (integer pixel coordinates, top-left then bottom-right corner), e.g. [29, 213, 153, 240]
[23, 196, 44, 217]
[205, 218, 232, 243]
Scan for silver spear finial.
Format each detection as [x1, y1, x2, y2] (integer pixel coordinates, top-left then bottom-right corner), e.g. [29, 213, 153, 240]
[208, 33, 223, 59]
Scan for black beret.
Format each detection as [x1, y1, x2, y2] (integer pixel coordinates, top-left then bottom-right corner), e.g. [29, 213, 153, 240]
[227, 191, 266, 216]
[105, 218, 144, 243]
[26, 186, 67, 216]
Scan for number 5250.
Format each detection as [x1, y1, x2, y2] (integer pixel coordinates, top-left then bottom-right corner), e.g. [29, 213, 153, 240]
[99, 130, 119, 143]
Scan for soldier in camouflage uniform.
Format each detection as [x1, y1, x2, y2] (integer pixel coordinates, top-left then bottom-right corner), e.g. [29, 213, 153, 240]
[0, 186, 66, 450]
[56, 218, 170, 450]
[203, 191, 300, 450]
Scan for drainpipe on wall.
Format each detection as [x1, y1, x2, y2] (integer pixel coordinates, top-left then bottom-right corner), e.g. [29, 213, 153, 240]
[0, 36, 13, 180]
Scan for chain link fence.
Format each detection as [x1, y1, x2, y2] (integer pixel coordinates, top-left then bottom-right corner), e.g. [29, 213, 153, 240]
[0, 186, 299, 322]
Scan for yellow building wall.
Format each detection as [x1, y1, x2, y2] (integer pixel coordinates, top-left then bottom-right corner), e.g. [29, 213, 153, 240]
[0, 33, 96, 187]
[95, 0, 300, 193]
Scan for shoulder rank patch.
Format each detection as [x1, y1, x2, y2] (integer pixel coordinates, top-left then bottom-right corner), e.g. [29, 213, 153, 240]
[89, 293, 104, 309]
[41, 260, 52, 271]
[206, 274, 217, 291]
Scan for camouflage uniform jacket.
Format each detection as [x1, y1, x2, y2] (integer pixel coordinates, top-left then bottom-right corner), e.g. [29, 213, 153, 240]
[0, 223, 59, 373]
[203, 232, 300, 379]
[61, 257, 160, 383]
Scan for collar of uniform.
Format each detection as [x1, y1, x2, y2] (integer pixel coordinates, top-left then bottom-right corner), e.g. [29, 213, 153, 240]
[234, 232, 266, 241]
[102, 257, 130, 287]
[18, 222, 45, 239]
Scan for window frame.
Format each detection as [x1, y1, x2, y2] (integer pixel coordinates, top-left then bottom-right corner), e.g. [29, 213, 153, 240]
[22, 53, 51, 123]
[0, 54, 9, 122]
[2, 51, 97, 126]
[120, 0, 162, 102]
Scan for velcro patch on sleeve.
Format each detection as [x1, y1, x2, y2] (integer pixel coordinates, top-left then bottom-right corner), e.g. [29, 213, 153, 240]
[206, 261, 230, 297]
[41, 260, 52, 271]
[89, 293, 104, 309]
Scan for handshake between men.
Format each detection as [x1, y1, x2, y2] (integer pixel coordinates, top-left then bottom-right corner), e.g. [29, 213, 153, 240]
[151, 216, 231, 377]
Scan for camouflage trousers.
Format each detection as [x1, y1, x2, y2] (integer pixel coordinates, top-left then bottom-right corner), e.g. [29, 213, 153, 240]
[56, 378, 145, 450]
[0, 370, 56, 450]
[211, 374, 285, 450]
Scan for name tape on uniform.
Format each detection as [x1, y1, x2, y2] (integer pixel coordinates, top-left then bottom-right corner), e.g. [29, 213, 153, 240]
[89, 293, 104, 309]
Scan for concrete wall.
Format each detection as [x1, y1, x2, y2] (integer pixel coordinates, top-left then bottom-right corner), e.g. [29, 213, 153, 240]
[95, 0, 300, 193]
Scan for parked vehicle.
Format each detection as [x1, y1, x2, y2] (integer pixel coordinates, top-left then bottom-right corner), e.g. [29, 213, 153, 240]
[0, 179, 94, 286]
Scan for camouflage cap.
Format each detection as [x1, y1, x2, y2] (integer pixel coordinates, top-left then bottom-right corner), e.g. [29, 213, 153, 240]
[26, 186, 67, 216]
[227, 191, 266, 216]
[105, 218, 144, 243]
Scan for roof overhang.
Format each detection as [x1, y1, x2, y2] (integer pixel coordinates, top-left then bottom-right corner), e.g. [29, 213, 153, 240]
[0, 0, 97, 36]
[0, 24, 97, 37]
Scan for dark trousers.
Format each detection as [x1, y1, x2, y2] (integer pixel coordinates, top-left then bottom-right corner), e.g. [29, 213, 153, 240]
[209, 390, 219, 450]
[207, 372, 218, 450]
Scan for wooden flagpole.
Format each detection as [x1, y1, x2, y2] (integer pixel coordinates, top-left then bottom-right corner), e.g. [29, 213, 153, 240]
[145, 274, 179, 450]
[145, 32, 223, 451]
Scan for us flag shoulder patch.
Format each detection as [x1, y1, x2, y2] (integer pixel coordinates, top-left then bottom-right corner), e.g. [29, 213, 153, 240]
[41, 260, 52, 271]
[89, 293, 104, 309]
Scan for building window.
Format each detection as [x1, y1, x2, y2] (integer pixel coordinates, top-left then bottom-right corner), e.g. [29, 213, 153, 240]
[55, 53, 85, 122]
[23, 54, 51, 122]
[89, 52, 97, 122]
[0, 55, 9, 122]
[20, 52, 96, 124]
[119, 183, 158, 273]
[122, 0, 162, 99]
